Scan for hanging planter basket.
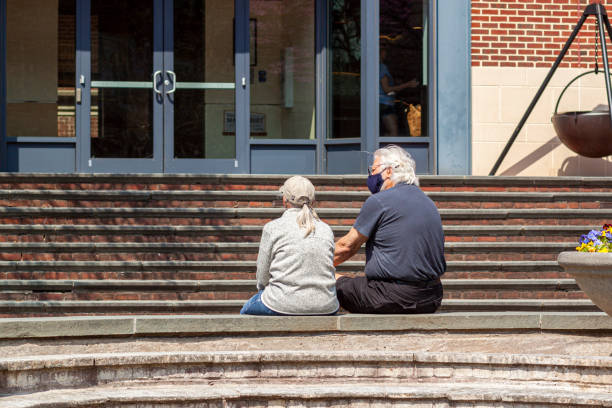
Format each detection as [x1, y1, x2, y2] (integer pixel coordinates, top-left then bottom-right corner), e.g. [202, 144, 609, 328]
[551, 70, 612, 158]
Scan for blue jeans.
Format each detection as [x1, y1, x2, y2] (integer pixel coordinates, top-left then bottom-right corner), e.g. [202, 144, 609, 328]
[240, 291, 284, 315]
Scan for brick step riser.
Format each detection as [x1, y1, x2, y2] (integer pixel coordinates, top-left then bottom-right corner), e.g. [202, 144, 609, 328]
[2, 181, 612, 192]
[0, 234, 584, 243]
[0, 183, 368, 191]
[0, 271, 573, 280]
[1, 199, 609, 210]
[0, 253, 573, 262]
[0, 290, 588, 302]
[0, 217, 608, 226]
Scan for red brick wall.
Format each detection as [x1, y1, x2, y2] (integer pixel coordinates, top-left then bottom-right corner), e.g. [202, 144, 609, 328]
[472, 0, 611, 68]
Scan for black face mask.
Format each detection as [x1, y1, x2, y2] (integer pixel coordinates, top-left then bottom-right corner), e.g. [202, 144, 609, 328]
[367, 172, 384, 194]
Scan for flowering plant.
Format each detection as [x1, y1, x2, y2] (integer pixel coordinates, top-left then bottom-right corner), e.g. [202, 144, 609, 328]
[576, 224, 612, 253]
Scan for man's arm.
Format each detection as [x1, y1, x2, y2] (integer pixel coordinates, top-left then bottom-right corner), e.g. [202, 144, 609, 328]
[334, 227, 368, 267]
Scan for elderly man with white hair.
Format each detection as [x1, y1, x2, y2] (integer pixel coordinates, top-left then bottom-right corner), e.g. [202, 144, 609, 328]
[334, 144, 446, 314]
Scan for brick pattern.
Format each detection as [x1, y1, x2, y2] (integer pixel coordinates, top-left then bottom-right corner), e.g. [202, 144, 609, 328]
[472, 0, 612, 68]
[0, 177, 607, 312]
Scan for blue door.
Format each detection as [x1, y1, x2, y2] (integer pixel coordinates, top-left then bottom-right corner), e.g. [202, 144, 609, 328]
[77, 0, 248, 173]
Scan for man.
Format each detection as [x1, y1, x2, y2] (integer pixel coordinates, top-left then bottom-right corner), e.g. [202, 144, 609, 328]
[334, 145, 446, 314]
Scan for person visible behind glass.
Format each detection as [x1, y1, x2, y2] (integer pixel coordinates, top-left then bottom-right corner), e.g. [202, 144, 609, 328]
[380, 42, 419, 136]
[240, 176, 339, 316]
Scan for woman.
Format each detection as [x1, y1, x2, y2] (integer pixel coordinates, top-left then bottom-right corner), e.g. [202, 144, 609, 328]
[240, 176, 339, 315]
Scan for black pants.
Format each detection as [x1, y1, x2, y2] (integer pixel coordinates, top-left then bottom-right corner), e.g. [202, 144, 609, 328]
[336, 276, 443, 314]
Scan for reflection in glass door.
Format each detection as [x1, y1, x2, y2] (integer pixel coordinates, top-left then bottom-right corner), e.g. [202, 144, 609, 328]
[82, 0, 242, 173]
[379, 0, 428, 138]
[88, 0, 162, 171]
[164, 0, 238, 172]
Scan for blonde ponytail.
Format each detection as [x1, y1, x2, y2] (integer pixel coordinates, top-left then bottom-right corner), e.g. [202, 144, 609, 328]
[296, 203, 320, 237]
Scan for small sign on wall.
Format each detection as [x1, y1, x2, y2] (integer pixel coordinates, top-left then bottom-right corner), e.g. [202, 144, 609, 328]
[223, 111, 266, 136]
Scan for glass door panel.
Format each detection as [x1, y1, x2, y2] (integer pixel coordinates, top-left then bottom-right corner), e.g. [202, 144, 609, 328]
[249, 0, 315, 140]
[379, 0, 428, 138]
[329, 0, 361, 139]
[88, 0, 162, 168]
[167, 0, 236, 164]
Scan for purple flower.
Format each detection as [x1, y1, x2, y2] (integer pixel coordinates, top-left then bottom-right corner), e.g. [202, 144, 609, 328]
[587, 230, 600, 242]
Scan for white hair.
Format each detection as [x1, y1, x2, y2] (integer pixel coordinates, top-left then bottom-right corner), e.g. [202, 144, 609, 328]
[295, 204, 320, 238]
[373, 144, 419, 186]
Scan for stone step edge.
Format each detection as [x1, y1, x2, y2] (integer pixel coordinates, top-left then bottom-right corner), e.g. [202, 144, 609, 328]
[0, 278, 580, 292]
[1, 207, 612, 219]
[2, 383, 611, 408]
[3, 350, 611, 373]
[0, 260, 564, 272]
[0, 312, 610, 339]
[3, 189, 612, 202]
[2, 173, 612, 188]
[0, 224, 599, 235]
[0, 241, 579, 252]
[0, 299, 599, 314]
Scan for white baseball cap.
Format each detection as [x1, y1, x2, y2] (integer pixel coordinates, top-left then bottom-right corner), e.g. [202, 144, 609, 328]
[279, 176, 315, 206]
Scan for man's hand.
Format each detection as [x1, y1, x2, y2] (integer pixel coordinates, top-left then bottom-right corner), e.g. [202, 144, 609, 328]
[334, 227, 368, 267]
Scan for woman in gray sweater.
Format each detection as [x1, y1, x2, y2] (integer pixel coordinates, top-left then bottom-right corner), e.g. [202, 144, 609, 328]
[240, 176, 339, 315]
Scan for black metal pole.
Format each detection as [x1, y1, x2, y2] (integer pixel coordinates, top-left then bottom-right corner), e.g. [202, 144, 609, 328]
[596, 4, 612, 129]
[603, 10, 612, 44]
[489, 13, 588, 176]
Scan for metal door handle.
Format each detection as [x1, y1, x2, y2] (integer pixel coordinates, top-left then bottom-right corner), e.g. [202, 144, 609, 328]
[167, 71, 176, 94]
[153, 70, 162, 95]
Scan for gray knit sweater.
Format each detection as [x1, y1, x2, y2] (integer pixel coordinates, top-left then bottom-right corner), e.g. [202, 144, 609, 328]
[257, 208, 339, 315]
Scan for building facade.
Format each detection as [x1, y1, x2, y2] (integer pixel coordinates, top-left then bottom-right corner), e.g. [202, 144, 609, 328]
[2, 0, 611, 176]
[472, 0, 612, 176]
[1, 0, 470, 175]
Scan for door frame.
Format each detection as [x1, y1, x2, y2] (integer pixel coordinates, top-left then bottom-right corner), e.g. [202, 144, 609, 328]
[76, 0, 249, 173]
[162, 0, 249, 173]
[76, 0, 164, 173]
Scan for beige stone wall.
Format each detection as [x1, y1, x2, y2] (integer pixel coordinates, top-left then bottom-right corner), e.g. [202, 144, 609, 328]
[472, 67, 612, 176]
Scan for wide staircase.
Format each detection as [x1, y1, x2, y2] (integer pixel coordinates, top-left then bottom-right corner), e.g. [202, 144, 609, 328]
[0, 173, 610, 317]
[1, 174, 612, 407]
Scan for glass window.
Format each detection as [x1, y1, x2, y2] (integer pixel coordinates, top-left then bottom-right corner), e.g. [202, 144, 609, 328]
[6, 0, 76, 137]
[90, 0, 153, 158]
[173, 0, 235, 159]
[250, 0, 315, 140]
[380, 0, 427, 137]
[329, 0, 360, 139]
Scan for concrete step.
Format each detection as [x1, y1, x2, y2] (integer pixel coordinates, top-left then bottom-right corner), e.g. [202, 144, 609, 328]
[0, 298, 599, 316]
[0, 241, 578, 251]
[1, 188, 611, 206]
[1, 349, 610, 403]
[0, 278, 585, 302]
[0, 224, 594, 243]
[0, 260, 568, 281]
[2, 312, 610, 340]
[0, 242, 578, 263]
[0, 278, 580, 292]
[1, 173, 612, 191]
[1, 206, 611, 220]
[3, 382, 611, 407]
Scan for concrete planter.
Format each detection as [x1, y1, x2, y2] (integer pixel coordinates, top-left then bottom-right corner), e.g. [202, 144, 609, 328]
[557, 251, 612, 316]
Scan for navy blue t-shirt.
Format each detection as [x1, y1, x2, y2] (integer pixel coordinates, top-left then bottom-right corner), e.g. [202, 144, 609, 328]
[353, 183, 446, 282]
